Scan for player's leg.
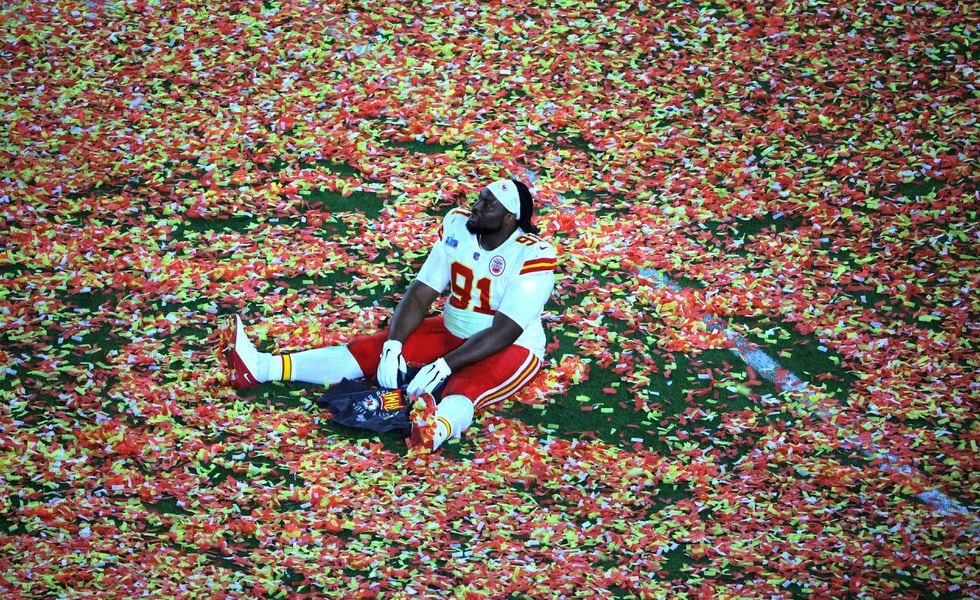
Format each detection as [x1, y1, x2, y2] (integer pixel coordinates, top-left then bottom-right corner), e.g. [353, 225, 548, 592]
[421, 346, 542, 449]
[227, 315, 362, 388]
[424, 393, 475, 450]
[347, 316, 464, 379]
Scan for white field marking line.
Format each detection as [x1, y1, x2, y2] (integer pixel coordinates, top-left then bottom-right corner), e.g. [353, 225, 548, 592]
[638, 268, 973, 519]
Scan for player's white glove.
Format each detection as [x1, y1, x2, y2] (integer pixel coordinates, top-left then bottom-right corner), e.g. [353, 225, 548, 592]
[377, 340, 407, 389]
[406, 358, 452, 397]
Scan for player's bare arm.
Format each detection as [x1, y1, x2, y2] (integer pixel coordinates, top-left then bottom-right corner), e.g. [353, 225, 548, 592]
[387, 280, 440, 343]
[441, 312, 523, 372]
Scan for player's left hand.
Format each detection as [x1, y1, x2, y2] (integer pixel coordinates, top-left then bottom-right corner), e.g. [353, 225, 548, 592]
[406, 358, 451, 396]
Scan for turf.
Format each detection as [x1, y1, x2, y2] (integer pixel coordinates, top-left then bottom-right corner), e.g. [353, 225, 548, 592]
[0, 0, 977, 597]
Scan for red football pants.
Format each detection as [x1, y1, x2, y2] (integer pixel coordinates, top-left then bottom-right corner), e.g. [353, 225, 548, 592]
[347, 317, 541, 412]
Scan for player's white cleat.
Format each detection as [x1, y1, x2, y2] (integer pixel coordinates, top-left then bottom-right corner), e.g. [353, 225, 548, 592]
[227, 315, 262, 389]
[408, 392, 439, 451]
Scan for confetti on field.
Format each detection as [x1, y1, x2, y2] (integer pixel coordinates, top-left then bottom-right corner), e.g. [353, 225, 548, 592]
[0, 0, 977, 597]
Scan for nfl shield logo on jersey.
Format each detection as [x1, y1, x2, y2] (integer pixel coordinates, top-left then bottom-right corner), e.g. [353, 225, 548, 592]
[489, 255, 506, 276]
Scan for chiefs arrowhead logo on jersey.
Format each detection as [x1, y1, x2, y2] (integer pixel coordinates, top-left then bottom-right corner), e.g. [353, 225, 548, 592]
[489, 255, 506, 276]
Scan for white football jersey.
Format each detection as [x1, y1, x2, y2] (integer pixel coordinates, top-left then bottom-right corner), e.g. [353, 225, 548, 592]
[415, 208, 557, 356]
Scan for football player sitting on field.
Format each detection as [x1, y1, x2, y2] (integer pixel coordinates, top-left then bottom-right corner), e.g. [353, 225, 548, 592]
[227, 178, 558, 451]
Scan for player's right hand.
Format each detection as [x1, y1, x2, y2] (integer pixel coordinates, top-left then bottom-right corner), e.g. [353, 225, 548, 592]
[378, 340, 408, 389]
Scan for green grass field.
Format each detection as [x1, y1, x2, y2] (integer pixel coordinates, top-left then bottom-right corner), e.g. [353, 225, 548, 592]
[0, 0, 976, 597]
